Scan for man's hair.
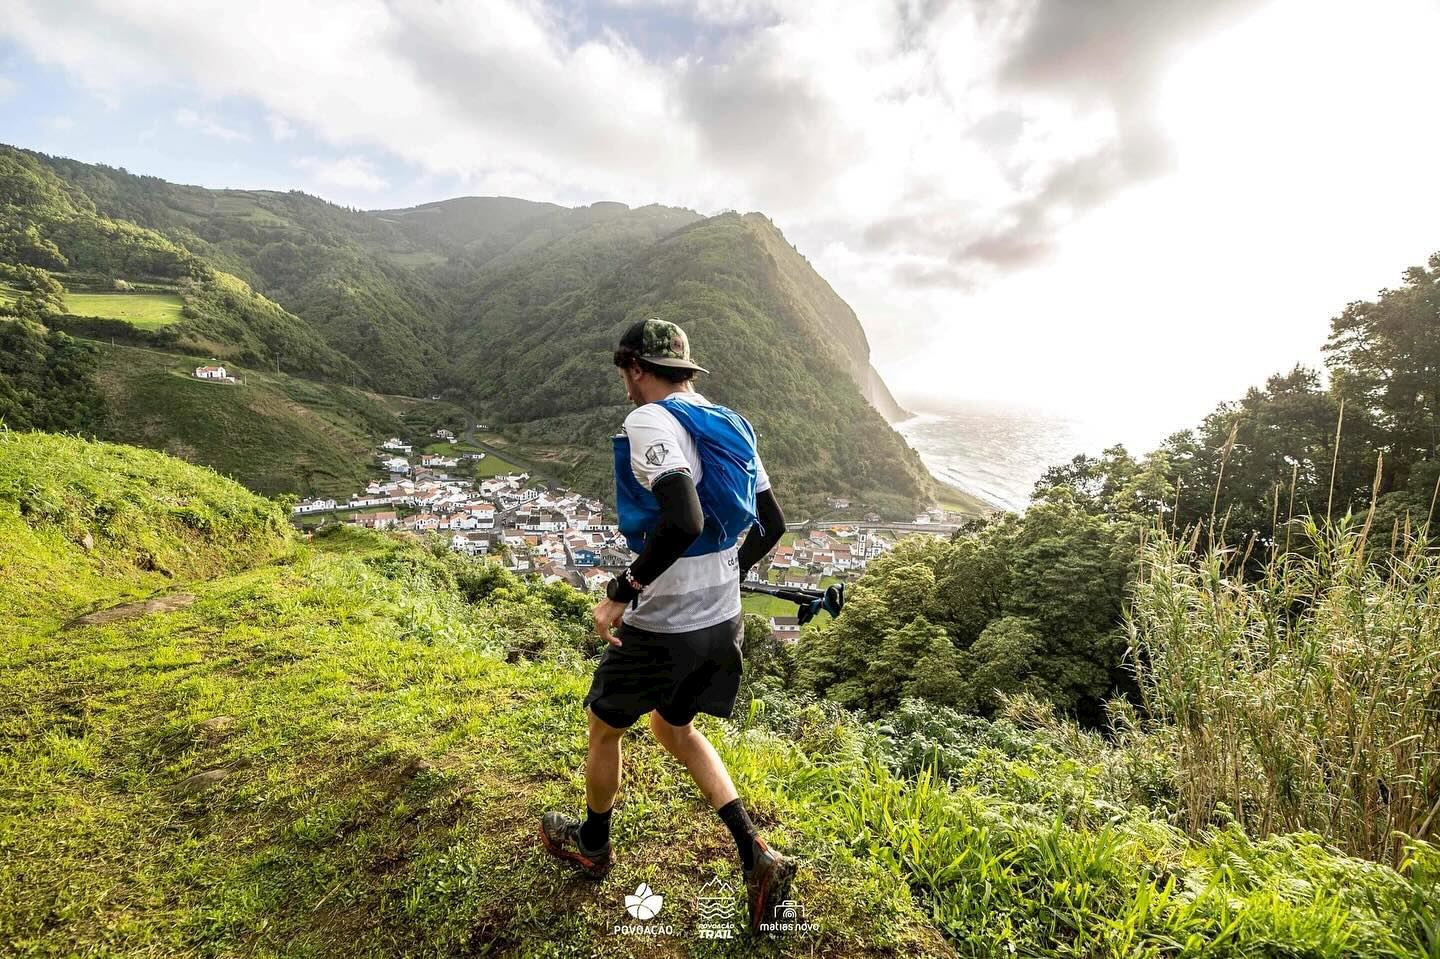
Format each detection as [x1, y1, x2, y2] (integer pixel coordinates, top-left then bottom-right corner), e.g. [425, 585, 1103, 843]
[612, 345, 697, 384]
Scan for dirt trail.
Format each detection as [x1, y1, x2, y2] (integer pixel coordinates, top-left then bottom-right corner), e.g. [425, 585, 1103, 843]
[65, 593, 196, 628]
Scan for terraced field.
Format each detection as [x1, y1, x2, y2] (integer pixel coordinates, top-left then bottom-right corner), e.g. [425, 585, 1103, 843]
[65, 290, 184, 329]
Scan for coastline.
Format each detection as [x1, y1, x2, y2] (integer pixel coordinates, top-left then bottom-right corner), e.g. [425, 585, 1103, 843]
[893, 402, 1094, 514]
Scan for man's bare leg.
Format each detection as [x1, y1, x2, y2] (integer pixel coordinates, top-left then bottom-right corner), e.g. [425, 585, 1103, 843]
[586, 707, 625, 814]
[649, 710, 797, 930]
[647, 711, 738, 809]
[538, 707, 625, 876]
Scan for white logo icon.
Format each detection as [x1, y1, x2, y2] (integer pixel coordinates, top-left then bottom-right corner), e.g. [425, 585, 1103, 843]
[774, 899, 805, 921]
[696, 876, 737, 939]
[758, 894, 817, 934]
[625, 883, 664, 920]
[644, 442, 669, 466]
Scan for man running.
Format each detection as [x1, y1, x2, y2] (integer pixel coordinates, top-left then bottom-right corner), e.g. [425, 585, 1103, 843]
[540, 318, 795, 932]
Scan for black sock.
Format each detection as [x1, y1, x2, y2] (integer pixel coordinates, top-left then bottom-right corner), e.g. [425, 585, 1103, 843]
[718, 798, 758, 870]
[579, 805, 611, 852]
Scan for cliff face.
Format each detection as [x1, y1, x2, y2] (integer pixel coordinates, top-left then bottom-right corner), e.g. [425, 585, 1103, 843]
[863, 363, 912, 423]
[741, 214, 911, 424]
[446, 210, 934, 515]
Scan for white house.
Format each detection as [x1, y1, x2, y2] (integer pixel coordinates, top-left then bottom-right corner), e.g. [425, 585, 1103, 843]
[769, 616, 801, 641]
[194, 365, 228, 380]
[450, 531, 493, 555]
[381, 438, 413, 454]
[381, 456, 411, 475]
[292, 498, 337, 515]
[579, 568, 611, 592]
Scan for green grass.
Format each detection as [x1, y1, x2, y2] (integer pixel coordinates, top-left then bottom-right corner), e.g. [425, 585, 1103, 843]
[0, 515, 948, 957]
[91, 342, 405, 498]
[0, 431, 291, 622]
[741, 592, 799, 619]
[934, 481, 994, 517]
[65, 290, 185, 329]
[1133, 517, 1440, 865]
[471, 451, 520, 478]
[3, 435, 1436, 958]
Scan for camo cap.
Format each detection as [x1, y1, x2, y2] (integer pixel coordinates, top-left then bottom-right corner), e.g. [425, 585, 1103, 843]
[617, 318, 709, 374]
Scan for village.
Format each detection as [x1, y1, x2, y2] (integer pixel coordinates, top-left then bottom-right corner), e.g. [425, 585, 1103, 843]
[291, 428, 948, 641]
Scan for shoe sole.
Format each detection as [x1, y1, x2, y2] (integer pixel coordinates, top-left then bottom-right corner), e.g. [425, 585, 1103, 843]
[538, 824, 611, 880]
[750, 856, 798, 933]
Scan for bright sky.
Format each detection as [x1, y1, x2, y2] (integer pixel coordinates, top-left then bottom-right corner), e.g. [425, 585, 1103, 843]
[2, 0, 1438, 451]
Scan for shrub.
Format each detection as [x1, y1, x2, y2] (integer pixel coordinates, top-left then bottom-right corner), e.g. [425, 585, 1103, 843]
[1130, 516, 1440, 865]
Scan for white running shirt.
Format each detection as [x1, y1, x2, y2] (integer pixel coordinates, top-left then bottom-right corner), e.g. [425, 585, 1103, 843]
[621, 391, 770, 633]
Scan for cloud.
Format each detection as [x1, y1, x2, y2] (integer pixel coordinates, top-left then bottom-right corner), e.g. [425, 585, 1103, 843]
[0, 75, 14, 100]
[603, 0, 779, 27]
[952, 0, 1258, 271]
[47, 115, 75, 131]
[173, 107, 249, 142]
[295, 155, 389, 193]
[266, 114, 295, 141]
[0, 0, 1261, 296]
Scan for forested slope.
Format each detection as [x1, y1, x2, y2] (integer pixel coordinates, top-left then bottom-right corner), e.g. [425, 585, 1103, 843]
[5, 145, 936, 514]
[0, 147, 359, 382]
[459, 212, 933, 515]
[32, 153, 453, 393]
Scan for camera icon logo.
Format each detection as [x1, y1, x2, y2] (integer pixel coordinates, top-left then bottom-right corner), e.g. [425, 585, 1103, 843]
[773, 899, 805, 921]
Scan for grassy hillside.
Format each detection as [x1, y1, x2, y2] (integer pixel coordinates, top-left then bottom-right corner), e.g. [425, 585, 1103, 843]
[10, 147, 941, 516]
[0, 432, 291, 622]
[64, 289, 184, 328]
[0, 147, 361, 382]
[372, 195, 564, 256]
[25, 153, 454, 394]
[447, 201, 702, 374]
[91, 342, 404, 498]
[2, 436, 1434, 957]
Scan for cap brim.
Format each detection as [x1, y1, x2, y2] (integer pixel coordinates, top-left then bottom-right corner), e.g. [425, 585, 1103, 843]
[644, 356, 710, 374]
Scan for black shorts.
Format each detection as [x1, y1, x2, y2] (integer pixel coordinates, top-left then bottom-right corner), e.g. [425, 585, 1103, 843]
[583, 613, 745, 729]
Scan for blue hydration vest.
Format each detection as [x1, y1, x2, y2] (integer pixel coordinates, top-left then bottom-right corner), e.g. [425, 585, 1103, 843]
[614, 397, 762, 556]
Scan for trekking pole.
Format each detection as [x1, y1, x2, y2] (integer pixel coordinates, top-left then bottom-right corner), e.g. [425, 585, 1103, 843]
[739, 581, 846, 625]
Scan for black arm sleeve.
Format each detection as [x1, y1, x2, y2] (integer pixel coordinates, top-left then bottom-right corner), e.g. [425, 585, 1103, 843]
[608, 471, 704, 603]
[737, 488, 786, 579]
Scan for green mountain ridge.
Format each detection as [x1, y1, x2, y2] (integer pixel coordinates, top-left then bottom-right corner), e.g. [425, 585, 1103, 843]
[458, 210, 931, 514]
[0, 148, 361, 383]
[3, 144, 936, 515]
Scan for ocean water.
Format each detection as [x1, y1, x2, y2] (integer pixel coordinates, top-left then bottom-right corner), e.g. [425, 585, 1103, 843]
[894, 400, 1116, 513]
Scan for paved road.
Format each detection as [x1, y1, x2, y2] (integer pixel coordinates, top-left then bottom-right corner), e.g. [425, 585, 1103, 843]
[458, 416, 564, 487]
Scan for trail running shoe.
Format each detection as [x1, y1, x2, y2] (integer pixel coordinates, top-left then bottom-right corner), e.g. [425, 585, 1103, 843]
[539, 811, 613, 879]
[744, 837, 798, 933]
